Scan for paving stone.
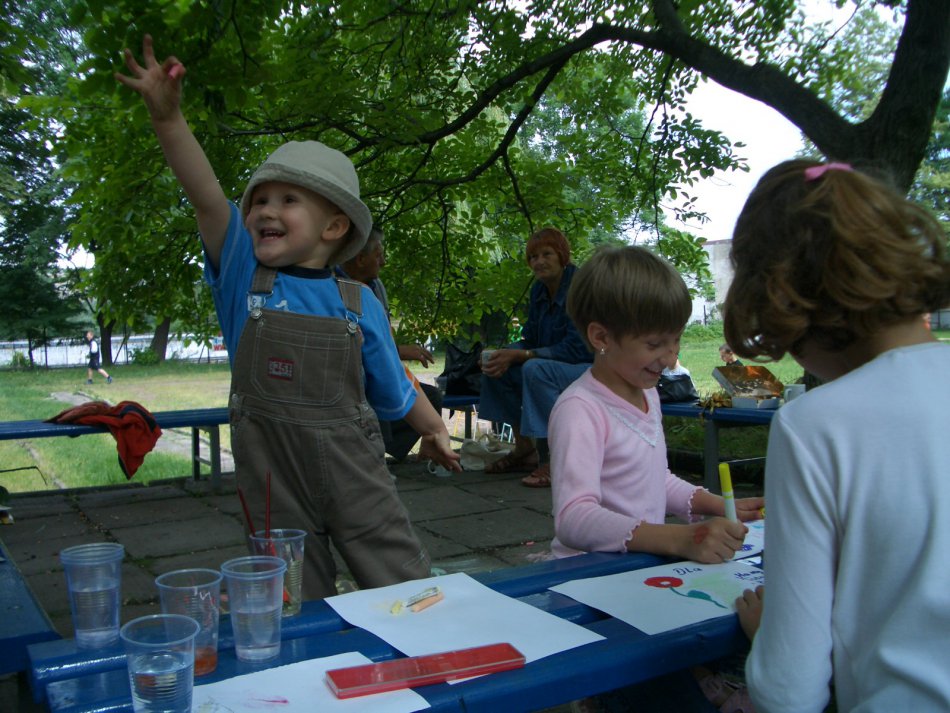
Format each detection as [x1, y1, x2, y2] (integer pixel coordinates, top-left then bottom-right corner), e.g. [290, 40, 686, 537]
[25, 562, 156, 623]
[420, 507, 554, 549]
[6, 494, 76, 519]
[149, 544, 250, 576]
[412, 528, 473, 561]
[460, 477, 554, 514]
[400, 486, 503, 522]
[74, 485, 183, 509]
[0, 512, 95, 545]
[121, 562, 163, 604]
[2, 532, 112, 577]
[82, 496, 219, 530]
[200, 493, 245, 519]
[111, 515, 246, 560]
[430, 552, 510, 575]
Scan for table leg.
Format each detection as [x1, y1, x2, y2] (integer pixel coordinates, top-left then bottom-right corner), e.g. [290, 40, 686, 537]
[704, 420, 721, 493]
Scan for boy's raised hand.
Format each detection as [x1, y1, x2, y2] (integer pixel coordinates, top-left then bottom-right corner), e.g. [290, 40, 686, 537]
[115, 34, 185, 122]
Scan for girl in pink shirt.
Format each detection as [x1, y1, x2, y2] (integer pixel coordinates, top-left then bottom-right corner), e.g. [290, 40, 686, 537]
[550, 246, 762, 562]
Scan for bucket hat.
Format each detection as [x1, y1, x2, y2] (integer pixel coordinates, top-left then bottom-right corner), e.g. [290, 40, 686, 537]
[240, 141, 373, 265]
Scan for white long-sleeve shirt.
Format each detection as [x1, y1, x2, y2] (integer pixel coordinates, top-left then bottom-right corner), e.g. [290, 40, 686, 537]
[746, 342, 950, 712]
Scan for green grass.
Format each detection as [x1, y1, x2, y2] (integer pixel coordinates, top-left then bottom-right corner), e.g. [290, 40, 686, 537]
[3, 327, 947, 494]
[0, 363, 233, 494]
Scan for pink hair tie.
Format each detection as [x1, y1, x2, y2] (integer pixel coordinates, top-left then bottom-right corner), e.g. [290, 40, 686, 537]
[803, 162, 853, 181]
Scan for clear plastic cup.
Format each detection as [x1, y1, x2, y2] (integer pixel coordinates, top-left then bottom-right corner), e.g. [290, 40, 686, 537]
[220, 556, 286, 662]
[59, 542, 124, 649]
[247, 529, 306, 617]
[121, 614, 198, 713]
[155, 569, 222, 676]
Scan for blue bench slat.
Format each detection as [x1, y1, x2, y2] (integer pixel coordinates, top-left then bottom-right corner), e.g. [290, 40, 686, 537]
[0, 408, 230, 442]
[0, 540, 61, 675]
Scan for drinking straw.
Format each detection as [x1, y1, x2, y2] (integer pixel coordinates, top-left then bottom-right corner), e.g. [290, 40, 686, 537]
[237, 486, 257, 535]
[265, 471, 271, 538]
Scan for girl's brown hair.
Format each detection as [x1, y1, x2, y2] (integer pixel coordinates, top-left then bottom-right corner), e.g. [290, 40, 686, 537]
[526, 227, 571, 267]
[724, 160, 950, 360]
[567, 245, 692, 349]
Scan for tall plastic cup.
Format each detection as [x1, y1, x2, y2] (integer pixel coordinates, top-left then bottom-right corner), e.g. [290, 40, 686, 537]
[247, 529, 306, 617]
[59, 542, 124, 649]
[155, 569, 222, 676]
[121, 614, 198, 713]
[220, 556, 287, 662]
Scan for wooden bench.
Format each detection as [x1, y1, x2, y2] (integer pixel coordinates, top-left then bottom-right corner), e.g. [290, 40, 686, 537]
[0, 408, 231, 488]
[0, 539, 61, 677]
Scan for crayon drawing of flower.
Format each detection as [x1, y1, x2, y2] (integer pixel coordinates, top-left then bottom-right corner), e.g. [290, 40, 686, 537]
[644, 575, 727, 608]
[644, 576, 684, 589]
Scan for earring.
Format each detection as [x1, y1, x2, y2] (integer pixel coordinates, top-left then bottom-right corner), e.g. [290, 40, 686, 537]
[598, 347, 606, 356]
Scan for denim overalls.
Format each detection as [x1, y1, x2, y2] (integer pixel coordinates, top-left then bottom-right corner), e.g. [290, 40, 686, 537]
[228, 266, 430, 599]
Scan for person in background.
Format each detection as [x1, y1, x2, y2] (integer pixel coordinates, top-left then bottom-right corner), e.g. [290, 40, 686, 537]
[84, 331, 113, 384]
[116, 35, 458, 600]
[340, 228, 443, 462]
[718, 343, 743, 366]
[480, 227, 593, 488]
[725, 160, 950, 712]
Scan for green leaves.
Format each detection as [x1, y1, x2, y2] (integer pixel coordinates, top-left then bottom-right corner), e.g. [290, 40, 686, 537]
[5, 0, 943, 346]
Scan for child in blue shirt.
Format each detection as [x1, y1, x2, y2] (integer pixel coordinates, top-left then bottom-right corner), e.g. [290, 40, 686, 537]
[117, 35, 459, 599]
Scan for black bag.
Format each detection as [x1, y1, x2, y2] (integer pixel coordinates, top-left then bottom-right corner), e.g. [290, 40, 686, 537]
[656, 373, 700, 403]
[440, 342, 483, 396]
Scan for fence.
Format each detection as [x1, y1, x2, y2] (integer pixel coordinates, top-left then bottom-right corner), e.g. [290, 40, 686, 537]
[0, 335, 229, 369]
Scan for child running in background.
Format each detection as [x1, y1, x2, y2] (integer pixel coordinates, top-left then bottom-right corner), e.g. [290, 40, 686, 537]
[727, 161, 950, 712]
[549, 245, 762, 563]
[116, 36, 459, 600]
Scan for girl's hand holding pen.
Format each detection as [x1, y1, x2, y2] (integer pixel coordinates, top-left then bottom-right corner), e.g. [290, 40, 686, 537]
[684, 518, 747, 564]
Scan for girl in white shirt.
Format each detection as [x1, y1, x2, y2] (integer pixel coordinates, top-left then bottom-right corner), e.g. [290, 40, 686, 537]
[726, 160, 950, 712]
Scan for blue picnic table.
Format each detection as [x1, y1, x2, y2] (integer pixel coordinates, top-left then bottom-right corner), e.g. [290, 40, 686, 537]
[27, 551, 747, 712]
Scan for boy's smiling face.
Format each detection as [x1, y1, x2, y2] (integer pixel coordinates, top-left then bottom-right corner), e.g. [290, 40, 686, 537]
[245, 181, 349, 269]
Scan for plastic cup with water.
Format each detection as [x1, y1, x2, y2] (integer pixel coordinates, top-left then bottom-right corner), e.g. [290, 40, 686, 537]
[121, 614, 198, 713]
[220, 556, 286, 662]
[155, 569, 222, 676]
[59, 542, 124, 649]
[247, 529, 306, 617]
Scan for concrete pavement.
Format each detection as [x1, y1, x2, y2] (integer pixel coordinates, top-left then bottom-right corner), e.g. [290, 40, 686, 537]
[0, 459, 558, 641]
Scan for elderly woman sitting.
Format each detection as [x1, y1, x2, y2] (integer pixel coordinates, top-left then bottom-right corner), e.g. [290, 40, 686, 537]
[480, 227, 593, 487]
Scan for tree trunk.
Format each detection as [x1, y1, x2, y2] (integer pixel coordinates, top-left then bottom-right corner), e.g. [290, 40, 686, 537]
[97, 317, 115, 368]
[150, 318, 171, 364]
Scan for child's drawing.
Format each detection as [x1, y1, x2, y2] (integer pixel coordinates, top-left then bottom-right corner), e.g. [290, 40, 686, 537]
[551, 560, 765, 635]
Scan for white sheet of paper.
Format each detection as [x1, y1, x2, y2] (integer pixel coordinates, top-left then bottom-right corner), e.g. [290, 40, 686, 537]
[734, 518, 764, 560]
[325, 572, 604, 662]
[550, 560, 764, 635]
[192, 652, 429, 713]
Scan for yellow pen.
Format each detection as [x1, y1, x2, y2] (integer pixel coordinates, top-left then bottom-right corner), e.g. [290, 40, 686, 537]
[719, 462, 738, 523]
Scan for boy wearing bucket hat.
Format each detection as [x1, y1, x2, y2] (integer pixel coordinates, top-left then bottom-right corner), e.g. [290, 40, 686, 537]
[117, 35, 459, 600]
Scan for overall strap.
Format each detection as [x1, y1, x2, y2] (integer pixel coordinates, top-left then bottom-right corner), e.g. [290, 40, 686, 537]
[335, 277, 363, 331]
[247, 265, 278, 313]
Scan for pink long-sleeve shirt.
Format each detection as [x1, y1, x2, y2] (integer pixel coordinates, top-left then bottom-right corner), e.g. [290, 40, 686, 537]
[549, 369, 700, 558]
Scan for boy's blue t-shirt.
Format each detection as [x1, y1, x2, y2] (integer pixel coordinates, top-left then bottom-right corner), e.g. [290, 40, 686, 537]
[203, 202, 416, 420]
